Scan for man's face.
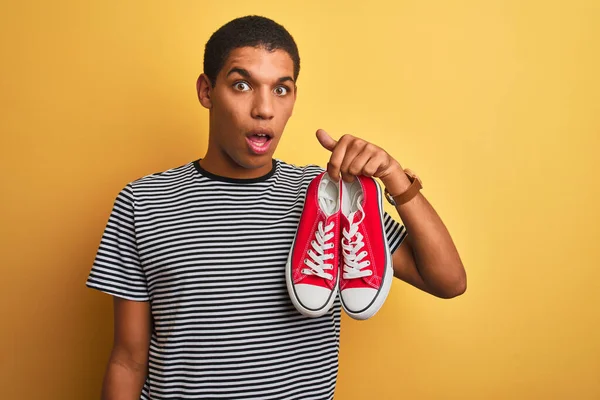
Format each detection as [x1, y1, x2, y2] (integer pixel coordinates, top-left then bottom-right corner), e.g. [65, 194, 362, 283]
[201, 46, 297, 171]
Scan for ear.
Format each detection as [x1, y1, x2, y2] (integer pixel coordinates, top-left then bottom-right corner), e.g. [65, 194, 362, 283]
[290, 85, 298, 115]
[196, 73, 213, 109]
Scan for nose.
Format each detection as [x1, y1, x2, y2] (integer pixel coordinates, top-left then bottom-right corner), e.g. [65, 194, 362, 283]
[251, 88, 275, 120]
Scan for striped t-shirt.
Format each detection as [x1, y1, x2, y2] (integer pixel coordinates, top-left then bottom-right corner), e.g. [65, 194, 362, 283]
[86, 159, 407, 399]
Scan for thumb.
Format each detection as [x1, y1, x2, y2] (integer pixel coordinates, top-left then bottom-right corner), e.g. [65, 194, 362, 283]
[316, 129, 337, 152]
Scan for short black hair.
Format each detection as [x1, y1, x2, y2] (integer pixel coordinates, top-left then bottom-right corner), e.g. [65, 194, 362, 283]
[203, 15, 300, 87]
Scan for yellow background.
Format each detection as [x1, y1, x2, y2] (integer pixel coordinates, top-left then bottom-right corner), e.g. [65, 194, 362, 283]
[1, 1, 599, 399]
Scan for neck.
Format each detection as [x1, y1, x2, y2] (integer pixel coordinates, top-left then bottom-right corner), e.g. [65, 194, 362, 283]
[200, 147, 273, 180]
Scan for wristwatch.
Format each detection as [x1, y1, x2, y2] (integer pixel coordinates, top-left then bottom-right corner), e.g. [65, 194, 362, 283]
[384, 169, 423, 206]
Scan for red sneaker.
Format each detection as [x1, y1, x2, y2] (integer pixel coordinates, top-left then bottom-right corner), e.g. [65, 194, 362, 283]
[286, 172, 342, 318]
[339, 176, 393, 320]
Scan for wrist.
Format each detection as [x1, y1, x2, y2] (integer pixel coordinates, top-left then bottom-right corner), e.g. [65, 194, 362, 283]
[382, 167, 423, 206]
[380, 164, 411, 195]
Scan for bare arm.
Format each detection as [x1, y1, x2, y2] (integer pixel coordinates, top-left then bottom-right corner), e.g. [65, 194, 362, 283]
[102, 297, 151, 400]
[385, 172, 467, 298]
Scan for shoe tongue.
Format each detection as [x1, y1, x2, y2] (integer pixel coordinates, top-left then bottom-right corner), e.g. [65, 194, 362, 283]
[351, 191, 364, 208]
[348, 192, 364, 223]
[318, 180, 336, 216]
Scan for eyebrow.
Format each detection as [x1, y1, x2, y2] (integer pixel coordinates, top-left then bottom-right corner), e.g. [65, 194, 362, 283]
[226, 67, 295, 84]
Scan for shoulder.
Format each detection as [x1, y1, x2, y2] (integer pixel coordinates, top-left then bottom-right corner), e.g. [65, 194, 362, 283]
[115, 160, 197, 201]
[132, 161, 196, 188]
[275, 159, 325, 181]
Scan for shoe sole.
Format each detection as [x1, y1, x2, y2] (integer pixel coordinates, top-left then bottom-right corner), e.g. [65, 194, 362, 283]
[341, 178, 393, 320]
[286, 230, 338, 318]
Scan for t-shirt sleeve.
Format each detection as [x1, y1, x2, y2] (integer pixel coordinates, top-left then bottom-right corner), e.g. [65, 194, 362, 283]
[86, 184, 150, 301]
[383, 211, 408, 254]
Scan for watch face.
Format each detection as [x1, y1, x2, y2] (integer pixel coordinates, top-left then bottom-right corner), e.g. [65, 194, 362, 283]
[384, 190, 397, 206]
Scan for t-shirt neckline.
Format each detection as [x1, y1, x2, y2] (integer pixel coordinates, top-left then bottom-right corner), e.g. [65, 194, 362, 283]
[193, 159, 277, 184]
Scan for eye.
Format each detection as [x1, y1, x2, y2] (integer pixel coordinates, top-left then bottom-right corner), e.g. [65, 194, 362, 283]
[273, 86, 289, 96]
[233, 81, 251, 91]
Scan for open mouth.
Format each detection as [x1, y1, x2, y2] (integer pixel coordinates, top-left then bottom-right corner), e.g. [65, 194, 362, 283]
[248, 132, 271, 146]
[246, 130, 274, 155]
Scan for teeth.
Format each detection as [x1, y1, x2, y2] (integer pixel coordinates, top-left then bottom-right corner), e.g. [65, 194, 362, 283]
[249, 137, 267, 146]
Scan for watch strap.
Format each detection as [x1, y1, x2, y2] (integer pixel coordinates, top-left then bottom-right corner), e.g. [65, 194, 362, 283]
[385, 172, 422, 206]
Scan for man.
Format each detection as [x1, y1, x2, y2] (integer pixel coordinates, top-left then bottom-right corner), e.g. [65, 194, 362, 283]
[87, 15, 466, 400]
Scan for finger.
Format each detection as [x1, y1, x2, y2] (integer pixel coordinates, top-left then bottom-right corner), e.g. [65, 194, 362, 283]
[373, 155, 392, 177]
[347, 148, 373, 177]
[316, 129, 337, 152]
[327, 135, 352, 182]
[341, 171, 355, 183]
[361, 154, 386, 177]
[339, 138, 367, 180]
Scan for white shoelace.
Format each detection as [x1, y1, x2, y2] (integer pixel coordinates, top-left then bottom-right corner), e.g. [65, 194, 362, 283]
[342, 195, 372, 279]
[303, 220, 336, 280]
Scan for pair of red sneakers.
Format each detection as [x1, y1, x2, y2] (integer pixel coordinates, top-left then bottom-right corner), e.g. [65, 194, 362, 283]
[286, 172, 394, 320]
